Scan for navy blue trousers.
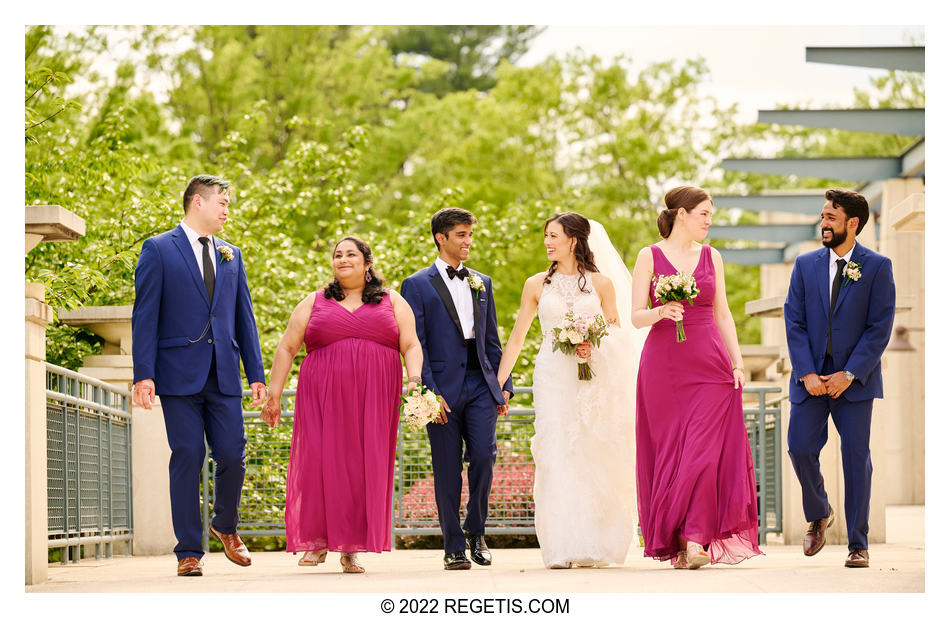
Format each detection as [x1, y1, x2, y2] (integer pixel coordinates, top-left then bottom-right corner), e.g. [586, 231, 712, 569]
[426, 370, 498, 553]
[160, 364, 247, 560]
[787, 356, 874, 551]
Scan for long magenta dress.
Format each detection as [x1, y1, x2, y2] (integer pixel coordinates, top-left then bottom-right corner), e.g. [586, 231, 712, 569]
[636, 244, 763, 565]
[284, 291, 402, 554]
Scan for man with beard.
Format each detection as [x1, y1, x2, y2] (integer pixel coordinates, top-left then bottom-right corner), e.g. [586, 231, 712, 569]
[783, 188, 895, 568]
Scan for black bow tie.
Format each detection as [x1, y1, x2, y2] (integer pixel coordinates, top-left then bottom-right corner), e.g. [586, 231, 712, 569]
[446, 265, 470, 280]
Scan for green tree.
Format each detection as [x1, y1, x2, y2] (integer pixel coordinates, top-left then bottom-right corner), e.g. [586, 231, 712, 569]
[386, 25, 542, 96]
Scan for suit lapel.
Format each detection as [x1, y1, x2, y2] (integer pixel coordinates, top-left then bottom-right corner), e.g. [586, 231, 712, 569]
[210, 237, 230, 310]
[832, 243, 863, 316]
[172, 226, 211, 308]
[471, 284, 482, 340]
[814, 250, 830, 318]
[428, 265, 464, 338]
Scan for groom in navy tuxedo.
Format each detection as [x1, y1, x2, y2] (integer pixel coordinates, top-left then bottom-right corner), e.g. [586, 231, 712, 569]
[784, 188, 895, 568]
[132, 175, 266, 576]
[401, 208, 513, 570]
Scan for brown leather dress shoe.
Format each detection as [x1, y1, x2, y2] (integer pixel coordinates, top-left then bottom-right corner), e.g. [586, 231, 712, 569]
[803, 507, 835, 556]
[209, 525, 251, 567]
[177, 556, 202, 576]
[844, 549, 869, 568]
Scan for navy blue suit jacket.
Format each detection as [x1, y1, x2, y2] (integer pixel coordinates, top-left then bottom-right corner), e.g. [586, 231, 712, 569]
[132, 225, 265, 397]
[400, 263, 514, 410]
[783, 242, 895, 404]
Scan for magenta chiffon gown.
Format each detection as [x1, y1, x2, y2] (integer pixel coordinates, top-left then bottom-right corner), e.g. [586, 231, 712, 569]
[284, 291, 402, 554]
[635, 244, 763, 564]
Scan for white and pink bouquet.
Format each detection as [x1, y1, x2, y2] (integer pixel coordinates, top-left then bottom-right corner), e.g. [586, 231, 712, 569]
[400, 386, 441, 430]
[653, 271, 700, 342]
[550, 310, 609, 380]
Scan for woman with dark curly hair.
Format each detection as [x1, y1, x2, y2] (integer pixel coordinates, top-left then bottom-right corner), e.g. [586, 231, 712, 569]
[262, 236, 422, 573]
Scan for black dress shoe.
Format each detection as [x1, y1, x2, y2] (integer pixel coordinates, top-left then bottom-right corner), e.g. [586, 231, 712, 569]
[466, 533, 492, 566]
[444, 551, 472, 570]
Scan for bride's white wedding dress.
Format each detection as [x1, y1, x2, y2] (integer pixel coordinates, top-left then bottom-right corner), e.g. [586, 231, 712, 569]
[531, 261, 643, 568]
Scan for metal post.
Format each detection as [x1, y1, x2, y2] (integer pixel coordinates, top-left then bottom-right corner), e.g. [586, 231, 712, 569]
[71, 376, 80, 563]
[106, 396, 115, 560]
[125, 394, 133, 556]
[756, 391, 768, 545]
[95, 386, 103, 561]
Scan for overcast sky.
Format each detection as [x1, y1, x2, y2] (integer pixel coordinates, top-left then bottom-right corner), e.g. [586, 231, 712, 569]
[518, 25, 923, 123]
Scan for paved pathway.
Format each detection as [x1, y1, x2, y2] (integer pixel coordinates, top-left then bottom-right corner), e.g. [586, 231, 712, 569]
[27, 506, 924, 595]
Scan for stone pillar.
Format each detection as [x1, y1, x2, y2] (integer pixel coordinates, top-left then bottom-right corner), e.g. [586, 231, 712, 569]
[25, 283, 53, 585]
[877, 180, 925, 506]
[59, 306, 176, 556]
[25, 205, 86, 585]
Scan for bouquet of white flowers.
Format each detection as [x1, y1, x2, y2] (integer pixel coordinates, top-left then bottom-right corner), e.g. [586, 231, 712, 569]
[400, 385, 442, 430]
[653, 271, 700, 342]
[550, 310, 609, 380]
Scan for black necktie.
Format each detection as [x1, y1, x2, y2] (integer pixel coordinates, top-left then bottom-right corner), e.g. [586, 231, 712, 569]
[198, 237, 215, 301]
[826, 258, 846, 356]
[446, 265, 470, 280]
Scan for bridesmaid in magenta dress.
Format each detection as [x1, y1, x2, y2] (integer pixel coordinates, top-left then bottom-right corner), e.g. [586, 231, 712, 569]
[631, 186, 763, 569]
[261, 237, 423, 573]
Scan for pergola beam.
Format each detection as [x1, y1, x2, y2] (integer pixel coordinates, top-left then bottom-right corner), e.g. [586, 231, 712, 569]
[721, 157, 901, 181]
[757, 109, 924, 136]
[718, 248, 786, 265]
[805, 46, 924, 72]
[706, 224, 819, 243]
[714, 194, 827, 215]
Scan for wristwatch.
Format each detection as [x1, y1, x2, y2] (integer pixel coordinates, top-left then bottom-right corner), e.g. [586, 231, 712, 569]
[844, 370, 855, 381]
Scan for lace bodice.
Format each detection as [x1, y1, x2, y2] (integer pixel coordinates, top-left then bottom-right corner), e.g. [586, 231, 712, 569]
[538, 272, 604, 342]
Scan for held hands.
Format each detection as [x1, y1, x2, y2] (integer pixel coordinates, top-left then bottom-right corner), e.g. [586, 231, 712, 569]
[261, 392, 282, 428]
[133, 379, 156, 410]
[658, 301, 684, 323]
[575, 341, 593, 360]
[249, 382, 267, 407]
[437, 397, 451, 425]
[820, 371, 854, 399]
[497, 389, 511, 418]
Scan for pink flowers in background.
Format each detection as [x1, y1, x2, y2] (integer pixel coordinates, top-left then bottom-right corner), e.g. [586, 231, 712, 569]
[399, 455, 535, 522]
[549, 310, 609, 380]
[400, 386, 441, 429]
[653, 271, 700, 342]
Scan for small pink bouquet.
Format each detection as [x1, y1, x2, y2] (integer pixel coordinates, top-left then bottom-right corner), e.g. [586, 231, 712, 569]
[550, 310, 609, 380]
[400, 386, 441, 430]
[653, 272, 700, 342]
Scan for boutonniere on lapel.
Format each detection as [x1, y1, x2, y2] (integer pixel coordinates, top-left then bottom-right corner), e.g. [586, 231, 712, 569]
[842, 261, 862, 286]
[217, 245, 234, 263]
[467, 273, 486, 293]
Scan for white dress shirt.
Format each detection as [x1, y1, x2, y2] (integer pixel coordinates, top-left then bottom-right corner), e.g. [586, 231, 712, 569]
[828, 244, 855, 300]
[435, 256, 475, 339]
[180, 220, 217, 278]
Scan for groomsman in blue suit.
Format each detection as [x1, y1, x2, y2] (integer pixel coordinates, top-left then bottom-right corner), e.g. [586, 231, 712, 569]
[401, 208, 513, 570]
[132, 175, 266, 576]
[784, 188, 895, 568]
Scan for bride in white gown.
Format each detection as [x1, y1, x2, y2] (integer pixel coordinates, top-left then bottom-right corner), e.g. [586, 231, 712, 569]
[496, 212, 645, 568]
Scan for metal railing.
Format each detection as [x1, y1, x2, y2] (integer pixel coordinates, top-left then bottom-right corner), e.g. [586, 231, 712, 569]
[201, 385, 783, 550]
[743, 387, 784, 544]
[46, 364, 133, 563]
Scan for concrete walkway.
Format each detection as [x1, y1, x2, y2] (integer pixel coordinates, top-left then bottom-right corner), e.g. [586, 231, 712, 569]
[27, 506, 924, 594]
